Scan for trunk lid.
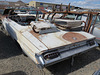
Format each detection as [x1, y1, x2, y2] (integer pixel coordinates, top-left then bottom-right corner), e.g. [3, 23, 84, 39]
[29, 30, 95, 50]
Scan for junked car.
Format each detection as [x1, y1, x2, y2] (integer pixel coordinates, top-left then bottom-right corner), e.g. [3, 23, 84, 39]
[0, 9, 98, 68]
[67, 12, 100, 44]
[45, 11, 100, 44]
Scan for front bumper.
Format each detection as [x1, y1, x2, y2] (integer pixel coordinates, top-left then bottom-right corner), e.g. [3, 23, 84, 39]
[35, 41, 98, 68]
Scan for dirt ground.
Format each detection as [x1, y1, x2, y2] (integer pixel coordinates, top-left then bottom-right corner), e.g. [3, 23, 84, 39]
[0, 31, 100, 75]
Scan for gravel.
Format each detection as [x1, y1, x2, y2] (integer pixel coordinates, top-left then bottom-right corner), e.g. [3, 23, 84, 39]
[0, 31, 100, 75]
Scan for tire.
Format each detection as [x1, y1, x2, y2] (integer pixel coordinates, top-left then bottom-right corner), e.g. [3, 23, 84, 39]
[0, 25, 9, 36]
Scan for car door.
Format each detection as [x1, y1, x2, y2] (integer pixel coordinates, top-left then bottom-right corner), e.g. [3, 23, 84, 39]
[6, 18, 18, 40]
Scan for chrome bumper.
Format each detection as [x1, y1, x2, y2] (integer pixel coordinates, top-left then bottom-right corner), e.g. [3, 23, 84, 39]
[35, 41, 98, 69]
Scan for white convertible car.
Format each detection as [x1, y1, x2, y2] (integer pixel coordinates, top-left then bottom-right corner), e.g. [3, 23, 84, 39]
[0, 9, 98, 68]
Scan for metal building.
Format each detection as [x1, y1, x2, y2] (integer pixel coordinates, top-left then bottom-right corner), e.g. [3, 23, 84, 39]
[28, 1, 74, 10]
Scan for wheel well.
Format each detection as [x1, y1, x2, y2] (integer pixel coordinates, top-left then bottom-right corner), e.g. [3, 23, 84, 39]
[13, 39, 22, 50]
[13, 39, 28, 57]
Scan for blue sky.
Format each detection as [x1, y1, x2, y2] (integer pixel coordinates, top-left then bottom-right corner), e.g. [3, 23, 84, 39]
[1, 0, 100, 9]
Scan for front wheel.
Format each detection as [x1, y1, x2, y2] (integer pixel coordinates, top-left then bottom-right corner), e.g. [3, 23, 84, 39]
[0, 25, 9, 36]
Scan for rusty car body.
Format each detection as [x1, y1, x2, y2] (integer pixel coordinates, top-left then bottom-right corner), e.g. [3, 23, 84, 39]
[0, 9, 98, 68]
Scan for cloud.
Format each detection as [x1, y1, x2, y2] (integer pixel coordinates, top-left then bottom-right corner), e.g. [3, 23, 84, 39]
[0, 0, 17, 2]
[71, 0, 100, 9]
[72, 1, 88, 5]
[85, 0, 100, 1]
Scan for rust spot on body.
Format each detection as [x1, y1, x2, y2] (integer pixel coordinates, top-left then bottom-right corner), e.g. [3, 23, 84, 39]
[0, 15, 7, 20]
[30, 30, 40, 39]
[62, 32, 87, 43]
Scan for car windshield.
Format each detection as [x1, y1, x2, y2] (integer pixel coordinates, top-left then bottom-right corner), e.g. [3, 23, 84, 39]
[29, 11, 43, 14]
[20, 10, 26, 12]
[29, 11, 37, 14]
[64, 14, 76, 20]
[91, 15, 100, 25]
[96, 15, 100, 22]
[76, 15, 82, 20]
[38, 11, 43, 14]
